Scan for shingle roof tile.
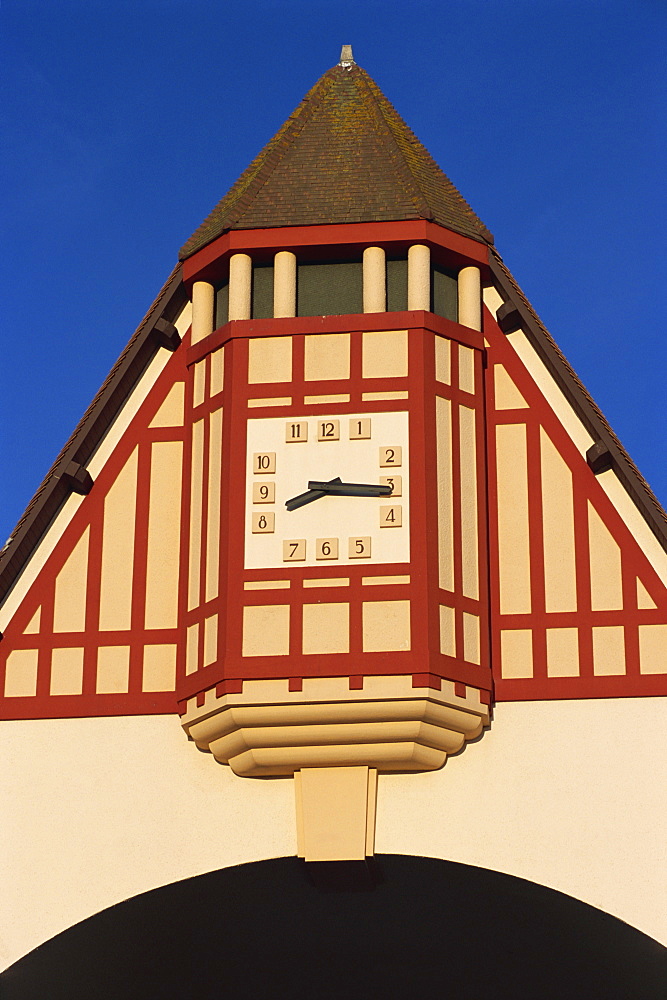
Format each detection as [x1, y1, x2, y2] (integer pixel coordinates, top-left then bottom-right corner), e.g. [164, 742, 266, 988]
[179, 63, 492, 260]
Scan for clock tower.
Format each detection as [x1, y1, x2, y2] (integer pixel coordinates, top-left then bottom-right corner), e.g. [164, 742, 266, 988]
[177, 48, 492, 860]
[2, 47, 665, 923]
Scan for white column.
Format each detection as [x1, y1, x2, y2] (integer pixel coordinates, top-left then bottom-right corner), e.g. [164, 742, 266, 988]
[407, 244, 430, 311]
[363, 246, 386, 313]
[190, 281, 215, 345]
[228, 253, 252, 321]
[458, 266, 482, 331]
[273, 251, 297, 318]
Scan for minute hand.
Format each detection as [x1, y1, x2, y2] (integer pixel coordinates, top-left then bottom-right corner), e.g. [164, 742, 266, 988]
[307, 480, 392, 498]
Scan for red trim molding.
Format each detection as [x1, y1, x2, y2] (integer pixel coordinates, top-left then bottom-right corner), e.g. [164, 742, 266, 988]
[183, 220, 489, 286]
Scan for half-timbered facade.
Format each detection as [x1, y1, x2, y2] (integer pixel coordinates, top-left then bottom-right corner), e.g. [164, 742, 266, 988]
[1, 49, 665, 990]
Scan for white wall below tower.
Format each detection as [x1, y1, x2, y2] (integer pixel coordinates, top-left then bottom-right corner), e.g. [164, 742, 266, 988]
[0, 697, 665, 971]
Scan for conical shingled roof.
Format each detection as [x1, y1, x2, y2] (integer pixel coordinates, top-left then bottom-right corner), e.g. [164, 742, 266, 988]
[180, 59, 493, 260]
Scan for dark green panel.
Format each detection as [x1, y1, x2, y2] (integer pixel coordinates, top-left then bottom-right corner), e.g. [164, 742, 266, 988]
[252, 265, 274, 320]
[386, 258, 408, 312]
[297, 261, 363, 317]
[215, 282, 229, 329]
[432, 266, 458, 321]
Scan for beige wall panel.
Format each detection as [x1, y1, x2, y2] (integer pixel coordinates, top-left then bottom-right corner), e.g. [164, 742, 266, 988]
[435, 397, 454, 592]
[463, 612, 480, 664]
[483, 284, 504, 315]
[434, 336, 451, 384]
[205, 408, 223, 602]
[362, 600, 411, 652]
[493, 364, 527, 409]
[458, 345, 475, 394]
[439, 605, 455, 657]
[540, 430, 577, 613]
[496, 424, 531, 614]
[457, 266, 481, 331]
[242, 605, 290, 657]
[507, 330, 595, 457]
[203, 614, 218, 668]
[193, 360, 206, 408]
[363, 246, 386, 313]
[209, 348, 224, 397]
[190, 281, 214, 345]
[248, 336, 292, 384]
[50, 647, 84, 696]
[459, 405, 479, 601]
[142, 644, 177, 692]
[304, 333, 350, 382]
[638, 625, 667, 674]
[302, 603, 350, 655]
[298, 766, 370, 861]
[188, 420, 204, 611]
[247, 396, 293, 408]
[376, 698, 667, 946]
[361, 391, 408, 401]
[362, 330, 408, 379]
[99, 449, 138, 632]
[636, 578, 656, 610]
[273, 251, 296, 319]
[546, 628, 580, 677]
[592, 626, 626, 676]
[500, 630, 533, 679]
[53, 528, 90, 633]
[588, 502, 623, 611]
[185, 623, 199, 675]
[597, 469, 667, 587]
[3, 703, 665, 969]
[407, 244, 430, 310]
[304, 393, 350, 405]
[23, 607, 41, 634]
[144, 441, 183, 630]
[3, 649, 38, 697]
[96, 646, 130, 694]
[0, 714, 296, 970]
[149, 382, 185, 428]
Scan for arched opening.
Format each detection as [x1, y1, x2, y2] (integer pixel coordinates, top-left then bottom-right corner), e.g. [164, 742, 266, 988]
[3, 855, 664, 999]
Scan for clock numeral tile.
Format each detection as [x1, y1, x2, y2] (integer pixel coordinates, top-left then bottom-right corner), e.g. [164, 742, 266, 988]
[316, 537, 339, 560]
[349, 417, 371, 439]
[379, 445, 402, 467]
[283, 539, 307, 562]
[379, 475, 402, 497]
[380, 505, 402, 528]
[252, 512, 275, 533]
[253, 482, 275, 503]
[348, 536, 371, 559]
[253, 452, 276, 474]
[317, 419, 340, 441]
[286, 421, 308, 443]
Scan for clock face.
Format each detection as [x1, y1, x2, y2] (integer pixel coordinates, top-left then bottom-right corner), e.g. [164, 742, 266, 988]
[244, 411, 410, 569]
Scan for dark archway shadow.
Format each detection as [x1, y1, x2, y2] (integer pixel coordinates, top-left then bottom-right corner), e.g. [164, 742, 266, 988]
[2, 855, 665, 999]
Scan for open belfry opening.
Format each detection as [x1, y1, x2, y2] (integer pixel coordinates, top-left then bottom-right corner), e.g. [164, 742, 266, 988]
[1, 45, 666, 986]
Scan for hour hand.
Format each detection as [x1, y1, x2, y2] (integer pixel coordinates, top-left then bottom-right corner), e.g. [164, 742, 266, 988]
[285, 478, 342, 511]
[308, 480, 392, 498]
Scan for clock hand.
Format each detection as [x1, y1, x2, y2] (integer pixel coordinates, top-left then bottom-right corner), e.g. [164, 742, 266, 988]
[285, 478, 342, 512]
[308, 480, 393, 498]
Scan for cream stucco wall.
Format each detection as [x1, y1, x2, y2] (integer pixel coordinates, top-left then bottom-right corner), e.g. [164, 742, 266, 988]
[1, 698, 665, 971]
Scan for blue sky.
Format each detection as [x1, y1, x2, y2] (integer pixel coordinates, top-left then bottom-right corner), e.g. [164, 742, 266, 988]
[2, 0, 665, 545]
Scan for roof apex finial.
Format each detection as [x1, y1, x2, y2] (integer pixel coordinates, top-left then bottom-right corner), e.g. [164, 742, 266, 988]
[339, 44, 354, 68]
